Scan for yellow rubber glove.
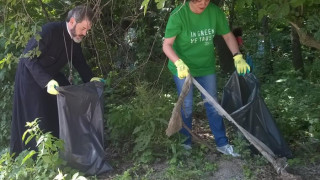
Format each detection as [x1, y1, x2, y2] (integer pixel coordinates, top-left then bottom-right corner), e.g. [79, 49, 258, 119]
[233, 54, 250, 76]
[90, 77, 106, 84]
[46, 79, 59, 95]
[174, 59, 189, 79]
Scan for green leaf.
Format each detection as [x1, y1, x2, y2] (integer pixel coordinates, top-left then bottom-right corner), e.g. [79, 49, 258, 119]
[156, 0, 166, 9]
[267, 3, 280, 14]
[21, 150, 36, 165]
[141, 0, 150, 15]
[281, 3, 291, 17]
[54, 169, 67, 180]
[24, 134, 35, 145]
[55, 140, 64, 150]
[36, 135, 45, 147]
[42, 155, 52, 164]
[290, 0, 306, 8]
[133, 126, 142, 134]
[72, 172, 88, 180]
[258, 9, 267, 20]
[35, 34, 41, 42]
[22, 129, 31, 141]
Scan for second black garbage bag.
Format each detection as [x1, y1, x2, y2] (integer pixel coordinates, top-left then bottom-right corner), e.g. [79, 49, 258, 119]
[221, 72, 292, 158]
[57, 81, 112, 175]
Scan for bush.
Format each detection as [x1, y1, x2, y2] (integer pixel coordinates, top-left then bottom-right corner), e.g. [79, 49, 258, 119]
[0, 119, 85, 180]
[107, 82, 176, 163]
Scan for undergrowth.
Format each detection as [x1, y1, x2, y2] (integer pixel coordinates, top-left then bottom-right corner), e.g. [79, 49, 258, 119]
[107, 81, 176, 163]
[0, 119, 86, 180]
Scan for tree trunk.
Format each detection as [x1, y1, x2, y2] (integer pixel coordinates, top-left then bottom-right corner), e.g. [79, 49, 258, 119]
[291, 25, 304, 73]
[290, 22, 320, 51]
[213, 0, 235, 74]
[228, 0, 236, 28]
[214, 36, 235, 74]
[261, 16, 273, 76]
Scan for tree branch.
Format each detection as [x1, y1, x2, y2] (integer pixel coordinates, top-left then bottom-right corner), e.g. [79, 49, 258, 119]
[37, 0, 51, 22]
[289, 21, 320, 51]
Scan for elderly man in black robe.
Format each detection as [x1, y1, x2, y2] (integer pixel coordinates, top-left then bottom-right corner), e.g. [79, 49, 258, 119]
[10, 5, 103, 155]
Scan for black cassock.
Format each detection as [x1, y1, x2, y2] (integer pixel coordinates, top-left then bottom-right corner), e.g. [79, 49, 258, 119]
[10, 22, 93, 155]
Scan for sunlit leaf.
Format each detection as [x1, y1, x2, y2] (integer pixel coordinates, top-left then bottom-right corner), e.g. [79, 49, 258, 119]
[21, 150, 36, 165]
[22, 129, 31, 141]
[36, 135, 45, 147]
[141, 0, 150, 15]
[155, 0, 166, 9]
[24, 134, 35, 145]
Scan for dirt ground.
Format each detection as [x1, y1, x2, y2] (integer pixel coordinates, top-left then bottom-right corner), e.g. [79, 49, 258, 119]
[98, 119, 320, 180]
[98, 155, 320, 180]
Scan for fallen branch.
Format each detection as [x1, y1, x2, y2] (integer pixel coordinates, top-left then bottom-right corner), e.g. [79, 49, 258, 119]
[290, 21, 320, 51]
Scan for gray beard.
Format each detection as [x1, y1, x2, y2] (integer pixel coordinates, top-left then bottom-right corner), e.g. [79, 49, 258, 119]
[72, 37, 82, 43]
[70, 26, 82, 43]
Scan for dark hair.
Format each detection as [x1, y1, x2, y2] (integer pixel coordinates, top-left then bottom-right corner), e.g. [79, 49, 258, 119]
[66, 5, 94, 23]
[232, 27, 243, 37]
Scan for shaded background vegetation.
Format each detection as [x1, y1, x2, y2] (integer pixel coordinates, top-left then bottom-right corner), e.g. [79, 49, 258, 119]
[1, 0, 320, 179]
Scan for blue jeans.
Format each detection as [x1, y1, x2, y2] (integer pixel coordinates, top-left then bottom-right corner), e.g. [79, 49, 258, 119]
[173, 74, 228, 147]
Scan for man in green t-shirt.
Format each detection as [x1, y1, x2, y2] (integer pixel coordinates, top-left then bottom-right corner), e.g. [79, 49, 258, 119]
[163, 0, 250, 157]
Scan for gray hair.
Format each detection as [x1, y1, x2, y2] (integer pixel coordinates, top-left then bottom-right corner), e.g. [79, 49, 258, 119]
[66, 5, 94, 23]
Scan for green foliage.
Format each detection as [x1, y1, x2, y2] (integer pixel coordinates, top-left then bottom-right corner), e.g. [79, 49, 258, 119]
[113, 164, 155, 180]
[305, 13, 320, 41]
[107, 82, 175, 163]
[232, 133, 252, 159]
[287, 139, 320, 168]
[141, 0, 151, 15]
[236, 0, 320, 52]
[113, 145, 218, 180]
[250, 0, 315, 20]
[141, 0, 167, 15]
[242, 165, 254, 180]
[54, 170, 88, 180]
[0, 119, 84, 180]
[164, 146, 217, 180]
[0, 51, 16, 149]
[0, 83, 14, 148]
[1, 0, 320, 178]
[0, 0, 68, 149]
[259, 53, 320, 142]
[0, 13, 29, 146]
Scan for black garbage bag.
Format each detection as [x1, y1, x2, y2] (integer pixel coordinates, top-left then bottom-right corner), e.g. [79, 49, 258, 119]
[221, 72, 292, 158]
[57, 81, 112, 175]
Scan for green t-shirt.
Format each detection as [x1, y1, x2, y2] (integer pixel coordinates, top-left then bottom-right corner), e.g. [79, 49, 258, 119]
[164, 2, 230, 77]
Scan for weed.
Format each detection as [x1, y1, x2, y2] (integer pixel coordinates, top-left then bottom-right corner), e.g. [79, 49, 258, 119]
[0, 119, 84, 180]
